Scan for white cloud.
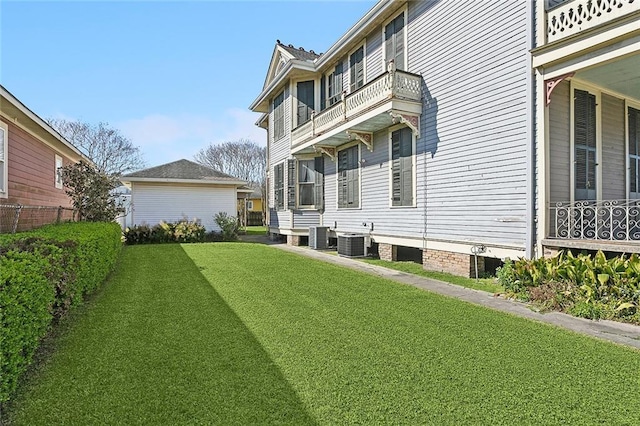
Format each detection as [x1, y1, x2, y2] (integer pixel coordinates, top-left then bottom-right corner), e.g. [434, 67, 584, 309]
[117, 108, 266, 167]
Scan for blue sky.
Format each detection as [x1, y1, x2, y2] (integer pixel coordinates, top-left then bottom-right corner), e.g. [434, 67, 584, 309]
[1, 0, 375, 167]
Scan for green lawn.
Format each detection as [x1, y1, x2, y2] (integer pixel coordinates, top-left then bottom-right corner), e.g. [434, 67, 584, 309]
[5, 243, 640, 425]
[243, 225, 267, 235]
[363, 259, 503, 293]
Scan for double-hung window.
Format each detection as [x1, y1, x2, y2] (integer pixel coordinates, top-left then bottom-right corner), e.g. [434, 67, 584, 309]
[390, 127, 414, 206]
[349, 46, 364, 92]
[274, 163, 284, 210]
[273, 91, 285, 140]
[337, 145, 359, 208]
[55, 155, 63, 189]
[629, 106, 640, 199]
[296, 157, 324, 209]
[322, 62, 343, 110]
[0, 121, 7, 198]
[385, 11, 405, 70]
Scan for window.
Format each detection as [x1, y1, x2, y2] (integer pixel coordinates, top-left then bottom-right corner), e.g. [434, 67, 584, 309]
[390, 127, 414, 206]
[273, 91, 285, 140]
[274, 163, 284, 209]
[55, 154, 63, 189]
[630, 106, 640, 199]
[247, 200, 254, 211]
[338, 145, 359, 208]
[385, 11, 405, 70]
[297, 81, 314, 126]
[574, 88, 597, 201]
[0, 121, 7, 198]
[349, 46, 364, 92]
[322, 62, 343, 110]
[296, 157, 324, 208]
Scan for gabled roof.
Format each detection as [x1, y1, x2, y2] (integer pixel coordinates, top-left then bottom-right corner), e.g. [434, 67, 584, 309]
[0, 85, 88, 162]
[262, 41, 321, 91]
[278, 41, 321, 62]
[121, 159, 246, 186]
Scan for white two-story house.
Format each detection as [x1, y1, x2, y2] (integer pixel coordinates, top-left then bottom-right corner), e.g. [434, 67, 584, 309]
[250, 0, 639, 277]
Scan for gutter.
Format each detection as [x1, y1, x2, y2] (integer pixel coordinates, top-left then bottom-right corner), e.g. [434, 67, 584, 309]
[120, 177, 247, 186]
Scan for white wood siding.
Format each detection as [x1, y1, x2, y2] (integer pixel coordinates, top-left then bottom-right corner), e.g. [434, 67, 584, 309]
[293, 210, 321, 228]
[131, 183, 237, 231]
[364, 25, 383, 83]
[549, 80, 571, 203]
[317, 1, 531, 248]
[269, 85, 292, 229]
[601, 93, 625, 200]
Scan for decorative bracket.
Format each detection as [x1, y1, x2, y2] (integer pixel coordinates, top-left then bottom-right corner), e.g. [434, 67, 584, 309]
[389, 112, 420, 138]
[315, 145, 337, 161]
[346, 130, 374, 152]
[545, 72, 574, 106]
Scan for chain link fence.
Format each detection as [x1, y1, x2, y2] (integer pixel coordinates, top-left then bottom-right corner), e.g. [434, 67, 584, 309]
[0, 204, 76, 234]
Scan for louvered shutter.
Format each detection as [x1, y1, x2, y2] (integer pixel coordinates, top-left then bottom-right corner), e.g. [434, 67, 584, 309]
[287, 159, 296, 210]
[629, 107, 640, 198]
[297, 81, 314, 125]
[347, 147, 359, 207]
[321, 77, 327, 111]
[392, 128, 413, 206]
[394, 14, 405, 70]
[350, 47, 364, 92]
[574, 89, 596, 200]
[314, 156, 324, 210]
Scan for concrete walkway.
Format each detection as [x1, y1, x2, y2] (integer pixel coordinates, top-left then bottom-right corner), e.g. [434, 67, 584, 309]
[269, 242, 640, 350]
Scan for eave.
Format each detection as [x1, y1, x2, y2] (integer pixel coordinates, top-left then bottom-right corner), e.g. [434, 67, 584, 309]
[120, 177, 247, 186]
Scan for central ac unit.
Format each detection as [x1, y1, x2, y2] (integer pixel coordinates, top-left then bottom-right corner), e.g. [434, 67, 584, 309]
[337, 234, 366, 258]
[309, 226, 329, 249]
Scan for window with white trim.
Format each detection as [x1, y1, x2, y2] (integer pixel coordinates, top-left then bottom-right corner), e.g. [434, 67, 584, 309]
[247, 200, 254, 211]
[322, 62, 343, 110]
[349, 46, 364, 92]
[390, 127, 414, 206]
[0, 121, 7, 198]
[337, 145, 359, 208]
[273, 91, 285, 140]
[385, 11, 405, 70]
[274, 163, 284, 210]
[629, 106, 640, 199]
[55, 154, 63, 189]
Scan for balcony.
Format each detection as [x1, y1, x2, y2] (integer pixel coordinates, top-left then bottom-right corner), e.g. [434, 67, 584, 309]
[291, 68, 422, 153]
[546, 0, 640, 43]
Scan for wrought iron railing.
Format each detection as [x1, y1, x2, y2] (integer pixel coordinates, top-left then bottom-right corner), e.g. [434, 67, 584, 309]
[291, 68, 422, 147]
[547, 0, 639, 43]
[550, 199, 640, 241]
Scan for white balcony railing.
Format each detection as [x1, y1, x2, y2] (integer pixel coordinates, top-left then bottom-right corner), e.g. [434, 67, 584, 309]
[550, 199, 640, 241]
[547, 0, 640, 43]
[291, 69, 422, 147]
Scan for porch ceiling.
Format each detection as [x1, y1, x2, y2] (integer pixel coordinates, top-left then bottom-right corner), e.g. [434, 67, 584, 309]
[574, 53, 640, 101]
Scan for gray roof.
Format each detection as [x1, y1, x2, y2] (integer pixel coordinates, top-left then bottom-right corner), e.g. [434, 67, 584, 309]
[123, 159, 239, 181]
[278, 41, 321, 62]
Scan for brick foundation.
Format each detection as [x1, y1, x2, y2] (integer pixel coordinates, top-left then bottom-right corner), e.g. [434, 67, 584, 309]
[422, 249, 485, 278]
[378, 243, 398, 261]
[287, 235, 301, 246]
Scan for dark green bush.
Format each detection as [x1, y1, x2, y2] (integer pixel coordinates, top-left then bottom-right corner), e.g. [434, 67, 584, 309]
[497, 251, 640, 323]
[123, 220, 206, 245]
[0, 222, 122, 404]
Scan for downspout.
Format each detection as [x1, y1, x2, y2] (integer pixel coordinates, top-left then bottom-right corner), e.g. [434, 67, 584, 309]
[525, 0, 535, 259]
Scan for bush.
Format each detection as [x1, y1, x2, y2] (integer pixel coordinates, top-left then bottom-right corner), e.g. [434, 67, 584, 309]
[124, 219, 206, 245]
[496, 251, 640, 323]
[214, 212, 239, 241]
[0, 222, 122, 404]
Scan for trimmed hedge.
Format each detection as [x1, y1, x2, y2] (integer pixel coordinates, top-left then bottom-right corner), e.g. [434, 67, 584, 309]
[0, 222, 122, 404]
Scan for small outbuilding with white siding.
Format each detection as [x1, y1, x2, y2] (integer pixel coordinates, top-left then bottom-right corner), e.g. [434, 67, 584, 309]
[120, 159, 245, 231]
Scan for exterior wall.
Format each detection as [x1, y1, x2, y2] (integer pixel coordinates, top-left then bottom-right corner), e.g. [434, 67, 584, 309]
[248, 198, 263, 212]
[2, 118, 73, 207]
[601, 93, 625, 200]
[548, 80, 571, 204]
[379, 243, 397, 261]
[292, 210, 320, 229]
[321, 0, 530, 251]
[423, 248, 485, 278]
[131, 182, 236, 231]
[268, 85, 292, 230]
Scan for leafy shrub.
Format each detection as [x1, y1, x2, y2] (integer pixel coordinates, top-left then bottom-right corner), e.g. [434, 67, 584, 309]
[496, 250, 640, 323]
[214, 212, 239, 241]
[0, 222, 122, 404]
[124, 219, 206, 245]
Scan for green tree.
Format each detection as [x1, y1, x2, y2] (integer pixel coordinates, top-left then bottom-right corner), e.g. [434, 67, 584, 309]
[60, 161, 124, 222]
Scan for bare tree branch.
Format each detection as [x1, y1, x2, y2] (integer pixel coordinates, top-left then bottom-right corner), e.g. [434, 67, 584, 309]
[194, 139, 266, 186]
[47, 119, 146, 176]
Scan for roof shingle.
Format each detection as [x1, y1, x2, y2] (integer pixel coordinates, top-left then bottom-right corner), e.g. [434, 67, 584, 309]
[123, 159, 239, 181]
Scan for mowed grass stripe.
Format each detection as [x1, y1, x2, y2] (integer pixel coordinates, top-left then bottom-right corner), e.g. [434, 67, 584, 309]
[183, 243, 640, 425]
[6, 245, 315, 425]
